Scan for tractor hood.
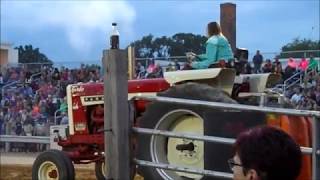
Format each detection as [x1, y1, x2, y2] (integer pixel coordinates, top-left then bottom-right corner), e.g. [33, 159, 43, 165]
[164, 68, 236, 95]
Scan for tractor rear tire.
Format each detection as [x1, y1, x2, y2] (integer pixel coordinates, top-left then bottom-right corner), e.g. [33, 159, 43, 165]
[137, 82, 266, 179]
[95, 161, 106, 180]
[32, 149, 75, 180]
[137, 83, 238, 180]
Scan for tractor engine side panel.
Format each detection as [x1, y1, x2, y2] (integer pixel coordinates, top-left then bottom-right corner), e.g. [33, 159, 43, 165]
[66, 79, 170, 135]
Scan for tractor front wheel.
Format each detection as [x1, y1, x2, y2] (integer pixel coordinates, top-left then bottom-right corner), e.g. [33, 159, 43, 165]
[95, 161, 106, 180]
[32, 149, 75, 180]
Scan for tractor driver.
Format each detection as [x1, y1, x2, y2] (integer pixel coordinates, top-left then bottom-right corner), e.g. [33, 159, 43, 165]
[90, 104, 104, 133]
[91, 104, 104, 123]
[187, 21, 233, 69]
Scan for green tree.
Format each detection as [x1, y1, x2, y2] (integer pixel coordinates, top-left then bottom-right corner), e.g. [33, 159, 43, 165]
[153, 36, 171, 58]
[130, 34, 155, 58]
[15, 45, 53, 64]
[129, 33, 207, 59]
[170, 33, 207, 56]
[279, 38, 320, 58]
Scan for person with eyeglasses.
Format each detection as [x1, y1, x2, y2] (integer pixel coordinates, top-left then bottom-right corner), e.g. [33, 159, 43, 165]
[229, 126, 302, 180]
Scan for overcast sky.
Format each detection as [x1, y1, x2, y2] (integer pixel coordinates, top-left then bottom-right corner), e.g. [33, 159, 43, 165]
[1, 0, 319, 65]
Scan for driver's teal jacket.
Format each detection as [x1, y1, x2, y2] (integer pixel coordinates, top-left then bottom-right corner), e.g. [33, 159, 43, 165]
[192, 35, 233, 69]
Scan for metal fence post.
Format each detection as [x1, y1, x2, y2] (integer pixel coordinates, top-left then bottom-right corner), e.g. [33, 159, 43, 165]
[312, 116, 320, 180]
[103, 49, 130, 180]
[5, 142, 10, 152]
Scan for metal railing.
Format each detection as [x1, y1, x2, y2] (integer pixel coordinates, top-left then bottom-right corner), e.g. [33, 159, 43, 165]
[1, 80, 20, 96]
[135, 56, 187, 61]
[280, 50, 320, 58]
[282, 58, 320, 94]
[283, 71, 303, 94]
[136, 56, 188, 69]
[0, 135, 50, 144]
[1, 72, 42, 97]
[54, 109, 63, 125]
[134, 159, 233, 179]
[133, 96, 320, 180]
[30, 72, 42, 81]
[133, 127, 313, 154]
[0, 135, 50, 152]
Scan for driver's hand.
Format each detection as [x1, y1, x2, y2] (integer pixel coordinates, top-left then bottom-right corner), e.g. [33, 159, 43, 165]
[186, 52, 196, 58]
[187, 55, 196, 63]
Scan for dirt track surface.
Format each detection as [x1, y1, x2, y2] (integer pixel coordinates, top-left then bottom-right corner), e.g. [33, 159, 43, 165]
[0, 152, 39, 165]
[0, 152, 96, 180]
[0, 164, 97, 180]
[0, 152, 143, 180]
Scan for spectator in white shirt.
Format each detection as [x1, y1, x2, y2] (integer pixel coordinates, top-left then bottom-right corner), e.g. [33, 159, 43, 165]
[290, 87, 302, 105]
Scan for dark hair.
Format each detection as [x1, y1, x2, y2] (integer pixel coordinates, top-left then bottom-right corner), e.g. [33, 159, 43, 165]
[207, 22, 221, 37]
[233, 126, 302, 180]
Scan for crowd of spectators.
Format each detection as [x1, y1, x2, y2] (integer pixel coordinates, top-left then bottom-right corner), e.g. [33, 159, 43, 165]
[135, 59, 164, 79]
[266, 55, 319, 111]
[286, 80, 320, 111]
[238, 53, 319, 110]
[0, 64, 102, 137]
[135, 59, 191, 79]
[0, 67, 29, 86]
[0, 52, 319, 138]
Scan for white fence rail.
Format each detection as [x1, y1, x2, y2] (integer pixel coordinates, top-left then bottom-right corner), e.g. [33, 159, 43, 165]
[0, 135, 50, 144]
[0, 135, 50, 152]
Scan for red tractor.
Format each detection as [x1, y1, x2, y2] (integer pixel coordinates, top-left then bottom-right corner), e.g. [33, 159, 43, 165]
[32, 66, 312, 180]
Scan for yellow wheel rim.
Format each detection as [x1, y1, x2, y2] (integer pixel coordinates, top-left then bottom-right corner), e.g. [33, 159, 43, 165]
[101, 161, 106, 177]
[38, 161, 59, 180]
[167, 115, 204, 179]
[150, 109, 204, 179]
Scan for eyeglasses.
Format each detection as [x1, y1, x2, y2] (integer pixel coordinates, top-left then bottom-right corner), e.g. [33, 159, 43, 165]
[228, 159, 242, 170]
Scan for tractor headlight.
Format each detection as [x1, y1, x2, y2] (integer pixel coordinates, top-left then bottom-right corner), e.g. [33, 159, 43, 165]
[74, 122, 86, 132]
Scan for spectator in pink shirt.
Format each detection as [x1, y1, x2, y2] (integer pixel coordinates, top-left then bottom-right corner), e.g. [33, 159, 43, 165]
[287, 58, 297, 69]
[298, 58, 309, 71]
[284, 58, 297, 81]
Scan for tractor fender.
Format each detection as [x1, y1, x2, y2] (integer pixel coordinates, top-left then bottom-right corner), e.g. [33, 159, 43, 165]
[164, 68, 236, 95]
